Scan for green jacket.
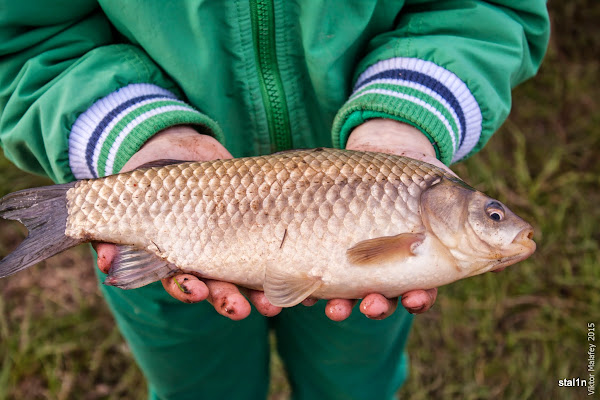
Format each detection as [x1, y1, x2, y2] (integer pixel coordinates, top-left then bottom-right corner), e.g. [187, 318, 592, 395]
[0, 1, 549, 183]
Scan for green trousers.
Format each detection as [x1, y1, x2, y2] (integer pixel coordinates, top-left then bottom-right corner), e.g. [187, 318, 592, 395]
[95, 264, 413, 400]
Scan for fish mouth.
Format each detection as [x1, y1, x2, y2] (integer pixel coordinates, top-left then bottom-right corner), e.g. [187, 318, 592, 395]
[491, 228, 536, 272]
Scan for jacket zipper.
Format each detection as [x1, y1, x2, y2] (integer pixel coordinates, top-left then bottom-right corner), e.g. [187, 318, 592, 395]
[249, 0, 292, 152]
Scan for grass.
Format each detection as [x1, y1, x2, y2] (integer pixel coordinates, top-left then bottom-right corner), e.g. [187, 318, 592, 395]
[0, 3, 599, 399]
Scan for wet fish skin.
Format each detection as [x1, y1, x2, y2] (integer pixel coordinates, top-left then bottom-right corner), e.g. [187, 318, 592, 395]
[0, 148, 536, 307]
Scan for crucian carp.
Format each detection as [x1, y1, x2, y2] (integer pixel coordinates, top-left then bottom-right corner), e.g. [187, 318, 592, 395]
[0, 148, 535, 307]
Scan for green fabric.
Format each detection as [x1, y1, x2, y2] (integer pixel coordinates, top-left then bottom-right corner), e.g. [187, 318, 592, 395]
[273, 303, 413, 400]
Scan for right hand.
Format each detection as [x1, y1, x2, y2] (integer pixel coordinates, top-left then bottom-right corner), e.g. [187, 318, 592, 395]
[94, 126, 282, 320]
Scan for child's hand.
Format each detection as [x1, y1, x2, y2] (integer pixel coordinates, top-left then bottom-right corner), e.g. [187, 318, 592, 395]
[342, 118, 457, 317]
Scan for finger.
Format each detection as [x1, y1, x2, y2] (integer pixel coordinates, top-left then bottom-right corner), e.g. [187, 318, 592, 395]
[360, 294, 398, 320]
[205, 280, 252, 321]
[325, 299, 357, 322]
[401, 288, 438, 314]
[94, 242, 118, 274]
[243, 289, 282, 317]
[161, 274, 209, 304]
[301, 297, 318, 307]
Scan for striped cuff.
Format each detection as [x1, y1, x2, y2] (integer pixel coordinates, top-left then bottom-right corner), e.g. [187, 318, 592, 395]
[69, 83, 224, 179]
[333, 58, 483, 165]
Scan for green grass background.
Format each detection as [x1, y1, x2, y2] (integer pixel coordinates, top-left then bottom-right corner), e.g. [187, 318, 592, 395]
[0, 3, 599, 399]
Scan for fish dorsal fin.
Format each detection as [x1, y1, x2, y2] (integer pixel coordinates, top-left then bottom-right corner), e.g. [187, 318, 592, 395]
[271, 147, 325, 156]
[103, 245, 179, 289]
[347, 233, 425, 265]
[263, 265, 322, 307]
[136, 159, 189, 169]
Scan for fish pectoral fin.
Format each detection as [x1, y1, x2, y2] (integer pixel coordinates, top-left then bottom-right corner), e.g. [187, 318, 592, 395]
[347, 233, 425, 265]
[263, 266, 322, 308]
[103, 245, 179, 289]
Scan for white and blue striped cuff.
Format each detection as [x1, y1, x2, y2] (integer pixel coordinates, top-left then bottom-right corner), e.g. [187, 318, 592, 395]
[334, 58, 483, 164]
[69, 83, 221, 179]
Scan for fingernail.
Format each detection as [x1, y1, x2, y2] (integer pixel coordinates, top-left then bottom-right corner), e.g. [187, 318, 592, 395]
[367, 311, 387, 320]
[409, 305, 424, 314]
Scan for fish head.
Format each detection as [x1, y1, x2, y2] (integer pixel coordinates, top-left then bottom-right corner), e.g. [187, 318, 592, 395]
[420, 178, 536, 276]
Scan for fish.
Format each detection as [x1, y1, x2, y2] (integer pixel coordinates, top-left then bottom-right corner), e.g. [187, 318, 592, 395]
[0, 148, 536, 307]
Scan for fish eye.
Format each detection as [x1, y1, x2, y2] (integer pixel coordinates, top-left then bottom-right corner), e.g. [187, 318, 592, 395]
[485, 201, 505, 222]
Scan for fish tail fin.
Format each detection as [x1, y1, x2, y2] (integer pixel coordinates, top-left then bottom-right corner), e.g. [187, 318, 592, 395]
[0, 182, 81, 278]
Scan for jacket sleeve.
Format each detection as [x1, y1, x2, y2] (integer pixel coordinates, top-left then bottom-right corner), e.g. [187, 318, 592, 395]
[332, 0, 550, 165]
[0, 2, 223, 183]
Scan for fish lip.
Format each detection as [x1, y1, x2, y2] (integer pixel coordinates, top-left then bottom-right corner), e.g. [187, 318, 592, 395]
[491, 228, 536, 272]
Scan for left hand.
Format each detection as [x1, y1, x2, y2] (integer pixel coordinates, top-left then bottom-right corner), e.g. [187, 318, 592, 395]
[320, 118, 451, 320]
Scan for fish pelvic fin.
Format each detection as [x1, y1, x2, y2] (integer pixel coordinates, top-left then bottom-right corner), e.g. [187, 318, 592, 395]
[263, 264, 322, 307]
[103, 245, 179, 289]
[347, 233, 425, 265]
[0, 182, 81, 278]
